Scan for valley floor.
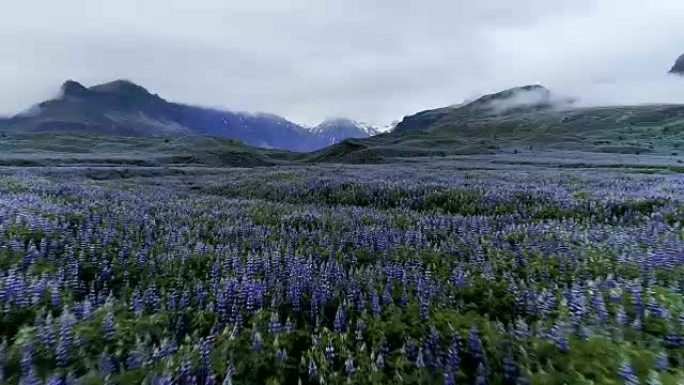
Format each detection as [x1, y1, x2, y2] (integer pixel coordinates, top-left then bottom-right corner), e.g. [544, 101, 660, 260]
[0, 161, 682, 384]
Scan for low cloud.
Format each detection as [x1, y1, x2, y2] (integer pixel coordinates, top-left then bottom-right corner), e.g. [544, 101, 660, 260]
[1, 1, 684, 125]
[482, 86, 575, 115]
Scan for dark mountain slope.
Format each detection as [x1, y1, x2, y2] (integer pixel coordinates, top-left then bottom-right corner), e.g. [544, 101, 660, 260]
[669, 53, 684, 75]
[314, 86, 684, 163]
[394, 85, 574, 133]
[3, 80, 376, 152]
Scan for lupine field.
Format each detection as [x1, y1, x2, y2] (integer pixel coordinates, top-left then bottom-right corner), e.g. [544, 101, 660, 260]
[0, 164, 683, 385]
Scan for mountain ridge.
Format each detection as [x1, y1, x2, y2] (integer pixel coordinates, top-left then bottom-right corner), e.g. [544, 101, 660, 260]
[313, 84, 684, 163]
[308, 118, 381, 146]
[394, 85, 575, 133]
[3, 79, 379, 152]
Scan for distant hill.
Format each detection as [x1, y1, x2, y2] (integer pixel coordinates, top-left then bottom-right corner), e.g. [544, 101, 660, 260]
[670, 53, 684, 75]
[313, 85, 684, 163]
[0, 131, 304, 168]
[2, 80, 378, 152]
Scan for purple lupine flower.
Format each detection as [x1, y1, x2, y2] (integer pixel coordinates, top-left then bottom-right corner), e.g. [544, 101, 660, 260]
[251, 331, 262, 353]
[268, 312, 281, 335]
[591, 291, 608, 322]
[646, 298, 668, 319]
[548, 323, 569, 352]
[345, 354, 355, 376]
[41, 313, 57, 348]
[223, 362, 236, 385]
[284, 318, 295, 334]
[568, 287, 587, 325]
[382, 282, 393, 305]
[663, 333, 681, 348]
[355, 319, 366, 343]
[20, 367, 40, 385]
[56, 309, 73, 367]
[308, 357, 317, 378]
[450, 266, 466, 288]
[126, 348, 142, 370]
[375, 352, 385, 371]
[131, 290, 143, 315]
[616, 306, 628, 326]
[514, 318, 530, 339]
[654, 351, 667, 371]
[334, 304, 346, 333]
[419, 295, 429, 321]
[199, 338, 212, 375]
[275, 348, 288, 363]
[21, 343, 33, 376]
[204, 373, 217, 385]
[99, 354, 116, 377]
[443, 372, 455, 385]
[475, 362, 487, 385]
[50, 284, 61, 307]
[179, 355, 194, 385]
[103, 306, 115, 340]
[405, 338, 417, 362]
[416, 348, 425, 369]
[469, 326, 484, 363]
[630, 286, 644, 316]
[370, 289, 381, 318]
[446, 334, 460, 372]
[45, 374, 64, 385]
[502, 355, 518, 382]
[618, 361, 639, 385]
[379, 337, 389, 358]
[325, 341, 335, 363]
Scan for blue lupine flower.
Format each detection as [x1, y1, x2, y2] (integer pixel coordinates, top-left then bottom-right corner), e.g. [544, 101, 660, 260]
[251, 331, 262, 353]
[334, 304, 346, 333]
[654, 351, 667, 371]
[469, 326, 484, 363]
[268, 312, 281, 334]
[548, 323, 569, 352]
[103, 306, 115, 340]
[308, 357, 317, 378]
[475, 363, 487, 385]
[325, 341, 335, 363]
[345, 354, 355, 375]
[618, 361, 639, 385]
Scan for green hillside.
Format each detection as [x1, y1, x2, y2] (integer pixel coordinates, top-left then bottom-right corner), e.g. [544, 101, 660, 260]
[0, 132, 299, 167]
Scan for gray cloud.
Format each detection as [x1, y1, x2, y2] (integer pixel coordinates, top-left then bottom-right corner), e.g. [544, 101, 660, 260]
[1, 0, 684, 126]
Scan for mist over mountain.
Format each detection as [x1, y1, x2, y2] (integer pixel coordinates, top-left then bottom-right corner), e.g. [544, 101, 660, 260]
[394, 85, 575, 133]
[2, 80, 379, 151]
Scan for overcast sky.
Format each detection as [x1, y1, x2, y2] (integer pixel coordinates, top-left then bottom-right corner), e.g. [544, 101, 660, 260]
[2, 0, 684, 126]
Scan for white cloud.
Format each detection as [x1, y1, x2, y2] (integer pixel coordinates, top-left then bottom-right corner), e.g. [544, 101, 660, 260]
[1, 0, 683, 125]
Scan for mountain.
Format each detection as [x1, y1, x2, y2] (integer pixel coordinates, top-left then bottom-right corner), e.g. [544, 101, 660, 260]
[670, 53, 684, 75]
[309, 118, 380, 146]
[394, 85, 575, 133]
[2, 80, 375, 152]
[312, 85, 684, 163]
